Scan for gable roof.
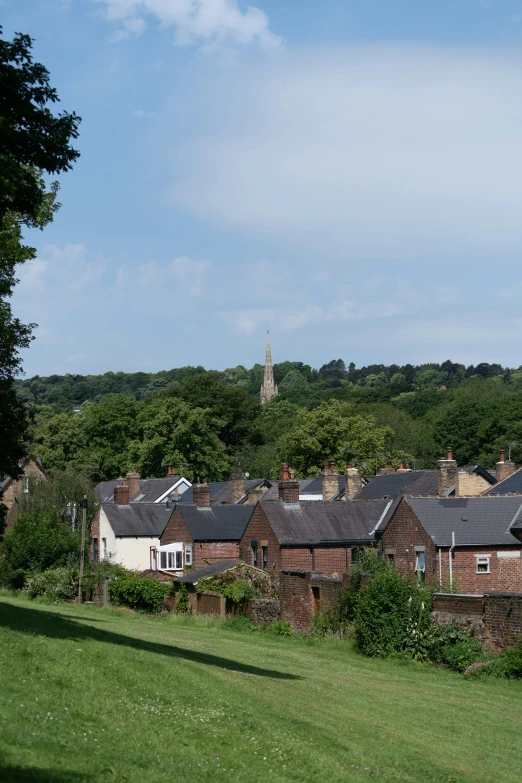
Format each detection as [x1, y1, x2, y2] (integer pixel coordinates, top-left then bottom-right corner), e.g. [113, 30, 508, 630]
[483, 467, 522, 496]
[405, 497, 522, 547]
[175, 504, 255, 541]
[0, 456, 46, 494]
[259, 499, 391, 545]
[102, 502, 173, 537]
[96, 476, 191, 504]
[353, 471, 438, 500]
[174, 560, 242, 583]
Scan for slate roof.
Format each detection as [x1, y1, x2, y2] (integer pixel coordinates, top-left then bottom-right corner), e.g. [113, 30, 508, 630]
[259, 499, 392, 545]
[96, 477, 191, 503]
[178, 479, 269, 505]
[102, 502, 173, 537]
[483, 467, 522, 496]
[175, 504, 255, 541]
[174, 561, 242, 583]
[298, 476, 347, 497]
[405, 497, 522, 547]
[354, 471, 438, 500]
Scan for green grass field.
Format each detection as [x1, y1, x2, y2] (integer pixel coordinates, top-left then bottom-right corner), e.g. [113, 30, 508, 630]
[0, 594, 521, 783]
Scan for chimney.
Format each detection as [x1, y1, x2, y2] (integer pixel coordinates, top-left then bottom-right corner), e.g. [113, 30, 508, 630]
[193, 477, 211, 508]
[230, 463, 245, 504]
[166, 465, 178, 477]
[114, 479, 130, 505]
[278, 463, 299, 504]
[126, 468, 141, 499]
[496, 449, 516, 483]
[322, 460, 339, 501]
[437, 447, 458, 496]
[396, 461, 412, 474]
[378, 459, 394, 475]
[344, 464, 362, 500]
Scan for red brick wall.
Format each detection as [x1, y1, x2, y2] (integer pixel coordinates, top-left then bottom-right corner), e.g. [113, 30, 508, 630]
[279, 571, 314, 632]
[484, 592, 522, 651]
[161, 508, 239, 569]
[381, 498, 440, 585]
[197, 593, 225, 616]
[432, 593, 483, 615]
[315, 578, 343, 610]
[281, 546, 352, 578]
[239, 504, 281, 574]
[438, 547, 522, 593]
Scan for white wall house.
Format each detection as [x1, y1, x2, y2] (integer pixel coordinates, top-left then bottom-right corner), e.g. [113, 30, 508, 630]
[98, 503, 173, 572]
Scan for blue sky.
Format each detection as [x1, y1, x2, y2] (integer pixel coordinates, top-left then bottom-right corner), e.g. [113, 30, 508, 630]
[5, 0, 522, 376]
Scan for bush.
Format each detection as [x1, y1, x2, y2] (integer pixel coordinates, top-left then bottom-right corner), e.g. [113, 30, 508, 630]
[176, 582, 190, 614]
[428, 624, 485, 672]
[108, 575, 169, 613]
[353, 567, 432, 658]
[24, 565, 79, 603]
[265, 620, 293, 637]
[310, 608, 350, 638]
[470, 636, 522, 679]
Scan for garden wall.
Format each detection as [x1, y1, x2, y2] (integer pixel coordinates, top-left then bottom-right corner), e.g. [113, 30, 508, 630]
[432, 592, 522, 651]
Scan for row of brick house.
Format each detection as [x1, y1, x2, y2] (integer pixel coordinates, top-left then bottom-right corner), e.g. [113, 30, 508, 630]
[89, 451, 522, 594]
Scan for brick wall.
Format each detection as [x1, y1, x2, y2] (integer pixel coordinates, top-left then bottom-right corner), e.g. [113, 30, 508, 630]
[279, 571, 314, 632]
[197, 592, 226, 616]
[239, 504, 281, 574]
[484, 592, 522, 651]
[315, 577, 343, 610]
[281, 546, 352, 578]
[432, 593, 483, 615]
[381, 498, 438, 584]
[161, 507, 239, 568]
[456, 472, 490, 497]
[439, 547, 522, 593]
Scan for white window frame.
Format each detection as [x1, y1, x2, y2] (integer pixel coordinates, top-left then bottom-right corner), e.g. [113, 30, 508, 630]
[102, 537, 107, 558]
[185, 545, 192, 566]
[476, 555, 491, 574]
[156, 542, 185, 572]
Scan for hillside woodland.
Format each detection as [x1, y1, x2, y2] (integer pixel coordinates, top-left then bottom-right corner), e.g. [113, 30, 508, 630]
[14, 359, 522, 482]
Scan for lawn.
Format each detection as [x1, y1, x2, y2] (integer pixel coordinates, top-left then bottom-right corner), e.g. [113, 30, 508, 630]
[0, 595, 521, 783]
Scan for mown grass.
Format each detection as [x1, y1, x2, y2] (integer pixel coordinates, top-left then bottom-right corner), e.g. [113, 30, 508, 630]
[0, 593, 521, 783]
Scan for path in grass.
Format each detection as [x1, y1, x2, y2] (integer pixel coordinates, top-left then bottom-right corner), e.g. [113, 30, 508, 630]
[0, 595, 521, 783]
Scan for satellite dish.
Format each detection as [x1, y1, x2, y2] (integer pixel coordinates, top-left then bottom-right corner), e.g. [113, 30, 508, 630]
[245, 472, 250, 478]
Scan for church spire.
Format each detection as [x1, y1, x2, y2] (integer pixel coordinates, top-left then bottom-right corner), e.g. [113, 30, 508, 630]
[260, 330, 278, 404]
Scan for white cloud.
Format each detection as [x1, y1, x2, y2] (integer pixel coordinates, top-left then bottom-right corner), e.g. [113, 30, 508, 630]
[168, 45, 522, 260]
[94, 0, 281, 49]
[169, 255, 210, 295]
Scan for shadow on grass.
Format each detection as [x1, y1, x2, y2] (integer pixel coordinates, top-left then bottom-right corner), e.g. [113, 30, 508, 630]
[0, 601, 300, 680]
[0, 762, 90, 782]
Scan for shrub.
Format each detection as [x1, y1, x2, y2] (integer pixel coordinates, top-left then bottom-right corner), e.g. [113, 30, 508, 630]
[108, 575, 169, 613]
[310, 608, 350, 638]
[353, 567, 432, 658]
[265, 620, 293, 637]
[24, 565, 79, 603]
[502, 636, 522, 677]
[428, 624, 485, 672]
[176, 582, 190, 614]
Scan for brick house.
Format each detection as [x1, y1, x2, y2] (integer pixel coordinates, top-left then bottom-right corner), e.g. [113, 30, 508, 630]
[379, 496, 522, 592]
[238, 466, 393, 579]
[0, 456, 47, 530]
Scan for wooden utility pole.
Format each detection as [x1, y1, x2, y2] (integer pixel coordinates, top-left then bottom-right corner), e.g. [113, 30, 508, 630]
[77, 496, 88, 604]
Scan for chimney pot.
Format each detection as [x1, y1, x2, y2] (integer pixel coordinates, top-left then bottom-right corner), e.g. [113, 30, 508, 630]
[447, 446, 453, 461]
[499, 450, 505, 463]
[280, 463, 291, 481]
[496, 450, 516, 483]
[278, 463, 299, 504]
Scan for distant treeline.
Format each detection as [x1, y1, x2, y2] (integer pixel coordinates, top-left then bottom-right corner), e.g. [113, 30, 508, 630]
[16, 359, 522, 483]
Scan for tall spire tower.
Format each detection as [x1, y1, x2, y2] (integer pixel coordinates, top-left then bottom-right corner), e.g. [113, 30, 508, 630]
[260, 330, 278, 404]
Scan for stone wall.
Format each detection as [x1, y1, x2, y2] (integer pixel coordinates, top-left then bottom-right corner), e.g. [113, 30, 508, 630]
[245, 599, 280, 625]
[431, 591, 522, 651]
[484, 591, 522, 651]
[455, 472, 490, 497]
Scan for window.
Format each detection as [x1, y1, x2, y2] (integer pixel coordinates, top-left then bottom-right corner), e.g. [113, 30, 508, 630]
[161, 551, 168, 569]
[159, 545, 184, 571]
[415, 549, 425, 583]
[21, 477, 29, 494]
[262, 546, 268, 570]
[385, 548, 395, 566]
[252, 546, 258, 568]
[102, 538, 107, 558]
[92, 538, 99, 563]
[185, 546, 192, 567]
[476, 556, 490, 574]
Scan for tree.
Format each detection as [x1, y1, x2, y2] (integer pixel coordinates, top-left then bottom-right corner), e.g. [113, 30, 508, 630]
[126, 397, 233, 480]
[0, 27, 80, 478]
[278, 369, 308, 393]
[275, 400, 394, 476]
[0, 469, 97, 588]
